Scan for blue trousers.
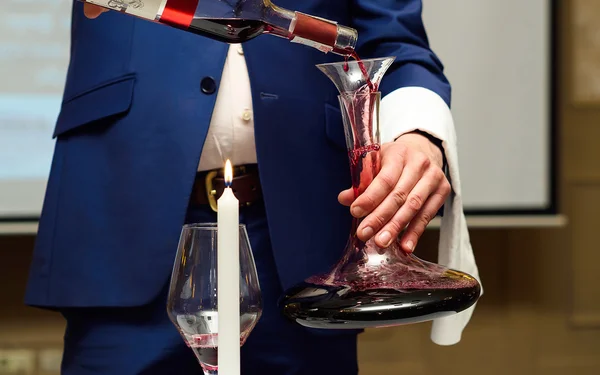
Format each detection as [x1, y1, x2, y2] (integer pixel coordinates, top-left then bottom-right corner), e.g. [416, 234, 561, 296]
[59, 199, 359, 374]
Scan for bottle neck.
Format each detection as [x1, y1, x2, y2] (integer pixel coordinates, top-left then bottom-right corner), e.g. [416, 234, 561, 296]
[263, 2, 357, 56]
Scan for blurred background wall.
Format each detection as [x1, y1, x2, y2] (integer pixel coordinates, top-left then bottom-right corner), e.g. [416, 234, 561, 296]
[1, 0, 600, 374]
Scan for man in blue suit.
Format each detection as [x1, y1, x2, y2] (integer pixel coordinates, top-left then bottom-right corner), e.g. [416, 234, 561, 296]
[25, 1, 456, 374]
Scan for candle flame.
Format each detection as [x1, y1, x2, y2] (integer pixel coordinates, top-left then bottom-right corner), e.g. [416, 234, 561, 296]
[224, 159, 233, 187]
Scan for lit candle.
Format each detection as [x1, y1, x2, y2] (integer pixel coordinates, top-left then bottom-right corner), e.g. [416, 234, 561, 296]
[217, 159, 240, 375]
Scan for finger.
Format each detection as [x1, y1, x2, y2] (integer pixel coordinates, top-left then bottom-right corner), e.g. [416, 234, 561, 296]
[356, 158, 428, 242]
[400, 178, 451, 252]
[338, 188, 355, 206]
[350, 152, 405, 218]
[84, 4, 108, 19]
[372, 166, 442, 248]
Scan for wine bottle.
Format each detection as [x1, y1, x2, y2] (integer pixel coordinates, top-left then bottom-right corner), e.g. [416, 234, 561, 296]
[79, 0, 357, 55]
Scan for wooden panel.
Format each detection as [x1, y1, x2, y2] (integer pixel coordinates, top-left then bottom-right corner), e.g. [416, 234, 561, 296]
[535, 312, 600, 366]
[568, 184, 600, 327]
[0, 236, 65, 346]
[562, 117, 600, 182]
[571, 0, 600, 105]
[358, 229, 538, 375]
[538, 354, 600, 375]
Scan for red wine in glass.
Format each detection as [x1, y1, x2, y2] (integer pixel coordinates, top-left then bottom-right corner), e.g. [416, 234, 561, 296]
[186, 333, 219, 373]
[181, 311, 258, 374]
[167, 224, 263, 375]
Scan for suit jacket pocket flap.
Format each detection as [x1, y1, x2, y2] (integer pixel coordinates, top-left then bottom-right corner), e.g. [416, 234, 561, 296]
[53, 74, 136, 138]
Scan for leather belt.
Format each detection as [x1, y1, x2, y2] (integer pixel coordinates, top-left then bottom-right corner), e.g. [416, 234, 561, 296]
[191, 164, 262, 212]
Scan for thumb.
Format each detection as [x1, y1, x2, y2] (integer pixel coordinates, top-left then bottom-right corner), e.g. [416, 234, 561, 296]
[338, 188, 355, 207]
[84, 4, 109, 19]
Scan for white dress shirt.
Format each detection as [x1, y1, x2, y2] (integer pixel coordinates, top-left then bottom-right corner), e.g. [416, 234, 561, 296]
[197, 44, 257, 171]
[201, 44, 482, 346]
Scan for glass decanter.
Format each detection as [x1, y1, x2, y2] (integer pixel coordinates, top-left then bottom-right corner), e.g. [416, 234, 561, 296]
[167, 223, 262, 374]
[279, 57, 481, 330]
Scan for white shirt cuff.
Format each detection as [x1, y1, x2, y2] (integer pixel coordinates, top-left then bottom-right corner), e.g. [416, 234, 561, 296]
[380, 86, 455, 148]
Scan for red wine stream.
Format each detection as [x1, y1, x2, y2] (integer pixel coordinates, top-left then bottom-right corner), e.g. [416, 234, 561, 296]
[343, 51, 375, 91]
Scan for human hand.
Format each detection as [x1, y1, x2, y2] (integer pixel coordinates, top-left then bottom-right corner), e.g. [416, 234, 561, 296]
[83, 3, 108, 19]
[338, 132, 450, 252]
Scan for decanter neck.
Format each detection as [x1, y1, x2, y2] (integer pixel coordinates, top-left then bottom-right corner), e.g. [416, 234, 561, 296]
[338, 91, 382, 199]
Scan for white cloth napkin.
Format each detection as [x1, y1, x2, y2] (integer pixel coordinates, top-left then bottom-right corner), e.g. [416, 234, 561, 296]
[381, 86, 483, 346]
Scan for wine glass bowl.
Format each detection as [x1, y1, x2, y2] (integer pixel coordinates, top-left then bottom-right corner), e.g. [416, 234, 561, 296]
[167, 223, 262, 375]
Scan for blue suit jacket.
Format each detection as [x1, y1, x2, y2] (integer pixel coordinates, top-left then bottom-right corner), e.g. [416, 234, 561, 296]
[25, 0, 450, 308]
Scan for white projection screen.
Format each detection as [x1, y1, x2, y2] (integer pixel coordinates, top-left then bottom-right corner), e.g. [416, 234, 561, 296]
[422, 0, 555, 214]
[0, 0, 71, 221]
[0, 0, 555, 223]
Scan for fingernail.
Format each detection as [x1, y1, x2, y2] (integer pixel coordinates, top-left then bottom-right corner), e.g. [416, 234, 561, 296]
[352, 206, 365, 217]
[378, 231, 392, 247]
[362, 226, 374, 238]
[405, 240, 414, 252]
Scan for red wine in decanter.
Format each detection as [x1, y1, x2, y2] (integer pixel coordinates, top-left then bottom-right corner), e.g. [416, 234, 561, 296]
[280, 278, 481, 329]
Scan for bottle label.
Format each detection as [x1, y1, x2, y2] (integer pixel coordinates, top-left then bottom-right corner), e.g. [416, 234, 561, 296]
[290, 36, 333, 53]
[85, 0, 167, 21]
[290, 12, 336, 53]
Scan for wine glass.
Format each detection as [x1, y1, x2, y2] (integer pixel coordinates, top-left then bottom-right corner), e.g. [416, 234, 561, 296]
[167, 223, 262, 375]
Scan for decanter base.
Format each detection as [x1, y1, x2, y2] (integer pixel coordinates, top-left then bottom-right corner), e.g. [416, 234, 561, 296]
[279, 279, 481, 330]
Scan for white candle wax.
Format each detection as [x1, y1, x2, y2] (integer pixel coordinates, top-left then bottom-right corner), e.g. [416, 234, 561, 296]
[217, 160, 240, 375]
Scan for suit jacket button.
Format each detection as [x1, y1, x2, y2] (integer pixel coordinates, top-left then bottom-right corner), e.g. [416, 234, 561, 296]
[200, 77, 216, 94]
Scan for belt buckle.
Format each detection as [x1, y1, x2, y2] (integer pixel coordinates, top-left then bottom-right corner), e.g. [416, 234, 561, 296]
[204, 170, 219, 212]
